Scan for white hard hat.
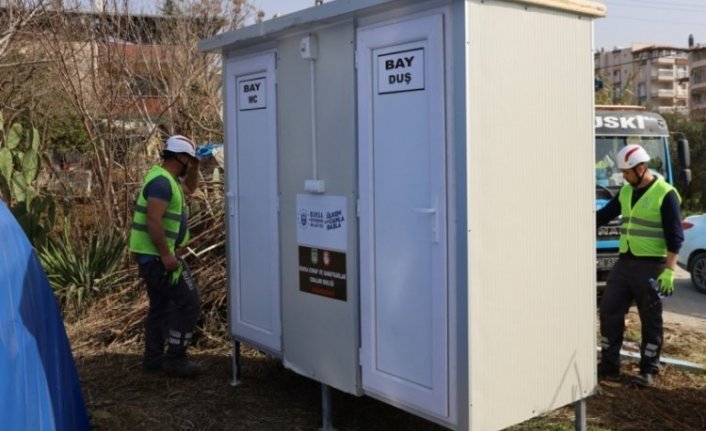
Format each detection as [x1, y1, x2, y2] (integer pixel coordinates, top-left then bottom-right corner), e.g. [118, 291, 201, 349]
[617, 144, 650, 170]
[165, 135, 196, 158]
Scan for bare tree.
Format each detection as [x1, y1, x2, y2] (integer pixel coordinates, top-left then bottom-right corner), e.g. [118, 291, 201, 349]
[595, 71, 637, 106]
[0, 1, 49, 123]
[0, 1, 46, 60]
[33, 0, 254, 226]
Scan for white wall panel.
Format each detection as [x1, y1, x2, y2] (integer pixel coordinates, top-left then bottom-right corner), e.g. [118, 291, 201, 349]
[465, 1, 597, 429]
[278, 22, 362, 395]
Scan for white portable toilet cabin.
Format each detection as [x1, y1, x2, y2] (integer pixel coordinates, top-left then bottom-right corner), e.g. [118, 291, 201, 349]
[199, 1, 606, 429]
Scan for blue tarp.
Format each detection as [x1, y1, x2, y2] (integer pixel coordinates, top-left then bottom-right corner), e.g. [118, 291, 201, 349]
[0, 200, 90, 430]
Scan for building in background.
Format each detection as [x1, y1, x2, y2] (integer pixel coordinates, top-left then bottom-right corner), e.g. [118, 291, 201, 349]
[594, 45, 635, 101]
[689, 45, 706, 121]
[595, 44, 689, 116]
[633, 45, 689, 115]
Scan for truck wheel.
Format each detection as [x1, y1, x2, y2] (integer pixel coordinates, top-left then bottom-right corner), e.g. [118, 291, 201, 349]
[690, 252, 706, 294]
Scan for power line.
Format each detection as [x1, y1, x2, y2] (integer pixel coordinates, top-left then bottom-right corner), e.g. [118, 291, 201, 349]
[609, 0, 706, 9]
[594, 55, 688, 69]
[612, 4, 706, 15]
[609, 1, 706, 15]
[597, 1, 706, 51]
[608, 15, 706, 27]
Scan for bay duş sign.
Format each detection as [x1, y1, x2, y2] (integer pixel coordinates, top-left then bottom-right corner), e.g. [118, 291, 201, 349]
[377, 48, 425, 94]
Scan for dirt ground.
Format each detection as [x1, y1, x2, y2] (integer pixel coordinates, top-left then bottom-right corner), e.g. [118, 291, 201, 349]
[68, 308, 706, 431]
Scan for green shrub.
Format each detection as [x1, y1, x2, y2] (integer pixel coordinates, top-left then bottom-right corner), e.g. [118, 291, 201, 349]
[39, 220, 126, 309]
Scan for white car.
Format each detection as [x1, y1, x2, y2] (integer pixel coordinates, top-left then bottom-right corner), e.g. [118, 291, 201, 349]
[678, 213, 706, 294]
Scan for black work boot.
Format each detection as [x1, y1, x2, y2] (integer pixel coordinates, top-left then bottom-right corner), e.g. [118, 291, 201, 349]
[631, 372, 656, 387]
[597, 363, 621, 382]
[162, 357, 202, 377]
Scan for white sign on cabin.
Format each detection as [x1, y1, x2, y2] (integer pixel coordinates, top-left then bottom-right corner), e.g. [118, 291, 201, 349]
[296, 194, 347, 251]
[238, 77, 267, 111]
[377, 48, 425, 94]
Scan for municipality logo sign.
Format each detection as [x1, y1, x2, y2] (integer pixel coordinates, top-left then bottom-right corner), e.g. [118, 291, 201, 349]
[298, 209, 308, 229]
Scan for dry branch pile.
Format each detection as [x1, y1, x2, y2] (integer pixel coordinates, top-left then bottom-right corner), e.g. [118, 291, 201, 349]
[67, 179, 230, 352]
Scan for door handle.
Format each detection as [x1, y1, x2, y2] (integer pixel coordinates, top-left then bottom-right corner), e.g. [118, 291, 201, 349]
[226, 191, 236, 218]
[412, 195, 439, 243]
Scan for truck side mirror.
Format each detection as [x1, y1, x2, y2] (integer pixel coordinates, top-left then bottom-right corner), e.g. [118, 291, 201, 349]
[676, 133, 691, 169]
[675, 133, 692, 186]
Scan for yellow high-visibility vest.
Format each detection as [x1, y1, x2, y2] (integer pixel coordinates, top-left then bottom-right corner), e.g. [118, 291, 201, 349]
[129, 166, 189, 255]
[618, 178, 679, 257]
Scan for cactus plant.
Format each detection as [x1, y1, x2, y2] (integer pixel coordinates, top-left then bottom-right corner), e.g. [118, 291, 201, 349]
[0, 112, 56, 248]
[0, 115, 41, 202]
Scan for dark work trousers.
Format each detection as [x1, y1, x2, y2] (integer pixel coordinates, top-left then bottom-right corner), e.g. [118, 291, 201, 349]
[599, 258, 664, 375]
[138, 259, 201, 363]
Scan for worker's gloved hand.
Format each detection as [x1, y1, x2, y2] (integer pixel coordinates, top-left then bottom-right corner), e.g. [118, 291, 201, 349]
[170, 263, 183, 286]
[656, 268, 675, 297]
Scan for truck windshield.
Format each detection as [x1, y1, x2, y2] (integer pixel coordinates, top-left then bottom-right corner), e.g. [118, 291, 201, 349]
[595, 136, 668, 189]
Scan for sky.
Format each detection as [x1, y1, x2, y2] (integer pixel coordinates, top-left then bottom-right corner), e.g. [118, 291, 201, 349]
[250, 0, 706, 51]
[248, 0, 316, 18]
[594, 0, 706, 50]
[117, 0, 706, 51]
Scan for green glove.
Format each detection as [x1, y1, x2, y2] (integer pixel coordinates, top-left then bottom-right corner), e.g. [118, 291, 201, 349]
[170, 263, 183, 286]
[656, 268, 675, 296]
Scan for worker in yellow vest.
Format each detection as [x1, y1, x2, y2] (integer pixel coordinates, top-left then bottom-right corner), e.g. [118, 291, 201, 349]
[596, 144, 683, 387]
[129, 135, 201, 377]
